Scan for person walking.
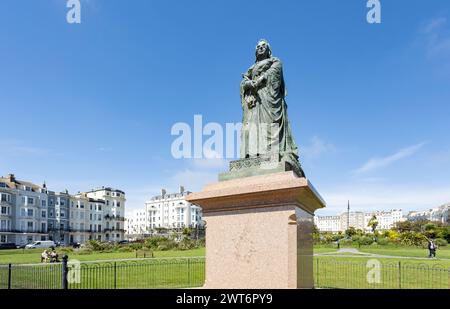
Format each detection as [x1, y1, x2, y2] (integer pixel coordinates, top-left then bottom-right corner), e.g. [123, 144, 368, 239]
[428, 239, 437, 258]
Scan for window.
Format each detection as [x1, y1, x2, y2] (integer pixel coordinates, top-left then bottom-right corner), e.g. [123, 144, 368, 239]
[1, 207, 7, 215]
[80, 203, 84, 209]
[41, 200, 46, 207]
[60, 211, 65, 218]
[20, 208, 26, 217]
[27, 209, 33, 217]
[41, 223, 46, 231]
[1, 193, 11, 202]
[28, 197, 34, 205]
[49, 210, 54, 217]
[0, 235, 6, 243]
[0, 183, 6, 188]
[41, 211, 46, 218]
[27, 221, 33, 230]
[98, 205, 102, 211]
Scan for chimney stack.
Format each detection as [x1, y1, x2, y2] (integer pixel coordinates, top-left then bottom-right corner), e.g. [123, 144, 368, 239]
[161, 189, 166, 197]
[180, 185, 185, 194]
[7, 174, 15, 182]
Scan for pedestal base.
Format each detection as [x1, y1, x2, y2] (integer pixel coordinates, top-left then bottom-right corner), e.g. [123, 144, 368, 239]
[186, 171, 325, 289]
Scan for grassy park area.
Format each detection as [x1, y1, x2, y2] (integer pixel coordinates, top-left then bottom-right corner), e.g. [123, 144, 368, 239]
[0, 247, 205, 265]
[1, 244, 449, 289]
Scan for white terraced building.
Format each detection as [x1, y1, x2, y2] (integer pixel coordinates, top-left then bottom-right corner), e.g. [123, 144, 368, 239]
[315, 209, 405, 233]
[407, 204, 450, 224]
[0, 174, 126, 246]
[126, 186, 204, 237]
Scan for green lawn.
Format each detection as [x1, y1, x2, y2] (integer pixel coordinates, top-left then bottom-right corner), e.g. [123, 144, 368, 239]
[313, 245, 450, 289]
[2, 245, 449, 289]
[0, 247, 205, 265]
[358, 245, 450, 259]
[314, 256, 450, 289]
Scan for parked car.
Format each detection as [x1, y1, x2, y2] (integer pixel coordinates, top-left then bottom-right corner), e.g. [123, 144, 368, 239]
[118, 240, 129, 245]
[25, 240, 56, 249]
[0, 243, 17, 250]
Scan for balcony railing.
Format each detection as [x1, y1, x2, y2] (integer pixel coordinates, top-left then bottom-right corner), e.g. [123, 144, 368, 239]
[104, 215, 126, 221]
[103, 228, 126, 233]
[0, 229, 49, 234]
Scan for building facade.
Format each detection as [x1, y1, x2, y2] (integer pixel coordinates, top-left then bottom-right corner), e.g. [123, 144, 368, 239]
[314, 215, 340, 233]
[315, 209, 404, 233]
[0, 174, 49, 245]
[0, 174, 125, 246]
[364, 210, 404, 232]
[407, 204, 450, 224]
[126, 186, 203, 237]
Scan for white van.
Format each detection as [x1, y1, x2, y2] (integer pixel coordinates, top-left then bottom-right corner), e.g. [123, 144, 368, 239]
[25, 240, 56, 249]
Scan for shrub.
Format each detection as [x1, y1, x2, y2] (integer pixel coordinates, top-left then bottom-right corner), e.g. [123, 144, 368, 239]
[399, 231, 427, 247]
[358, 236, 374, 246]
[130, 243, 143, 250]
[376, 238, 389, 246]
[59, 247, 74, 254]
[117, 246, 134, 252]
[77, 248, 93, 255]
[338, 239, 354, 246]
[144, 237, 167, 249]
[177, 238, 197, 250]
[434, 238, 448, 247]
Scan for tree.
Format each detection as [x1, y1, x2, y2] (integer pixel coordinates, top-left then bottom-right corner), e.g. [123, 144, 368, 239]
[394, 221, 413, 233]
[368, 215, 379, 233]
[345, 227, 357, 238]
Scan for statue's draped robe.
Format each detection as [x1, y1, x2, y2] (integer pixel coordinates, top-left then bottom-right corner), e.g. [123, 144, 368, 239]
[240, 57, 299, 163]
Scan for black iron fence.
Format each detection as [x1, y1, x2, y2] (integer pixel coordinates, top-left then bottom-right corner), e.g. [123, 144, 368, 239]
[1, 256, 449, 289]
[314, 258, 450, 289]
[0, 256, 205, 289]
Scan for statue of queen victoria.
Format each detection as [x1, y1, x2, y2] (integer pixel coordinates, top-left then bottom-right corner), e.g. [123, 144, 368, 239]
[234, 39, 305, 178]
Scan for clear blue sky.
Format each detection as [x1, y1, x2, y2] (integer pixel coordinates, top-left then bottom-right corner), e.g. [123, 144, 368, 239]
[1, 0, 450, 215]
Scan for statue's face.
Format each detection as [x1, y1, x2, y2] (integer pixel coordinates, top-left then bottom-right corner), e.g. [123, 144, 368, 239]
[256, 41, 269, 58]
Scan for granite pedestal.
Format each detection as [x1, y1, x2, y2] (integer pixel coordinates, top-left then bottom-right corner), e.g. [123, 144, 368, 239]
[186, 171, 325, 289]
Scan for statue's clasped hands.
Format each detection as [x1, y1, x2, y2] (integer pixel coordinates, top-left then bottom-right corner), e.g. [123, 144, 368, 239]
[242, 75, 265, 91]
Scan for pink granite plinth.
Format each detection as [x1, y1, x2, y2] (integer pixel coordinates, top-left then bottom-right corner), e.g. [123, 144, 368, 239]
[186, 171, 326, 289]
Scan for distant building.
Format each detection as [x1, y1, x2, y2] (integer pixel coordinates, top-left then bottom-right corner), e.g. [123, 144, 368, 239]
[0, 174, 49, 245]
[364, 210, 404, 232]
[126, 209, 148, 236]
[340, 211, 365, 231]
[315, 209, 404, 233]
[407, 203, 450, 224]
[0, 174, 125, 246]
[126, 186, 204, 237]
[314, 216, 340, 233]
